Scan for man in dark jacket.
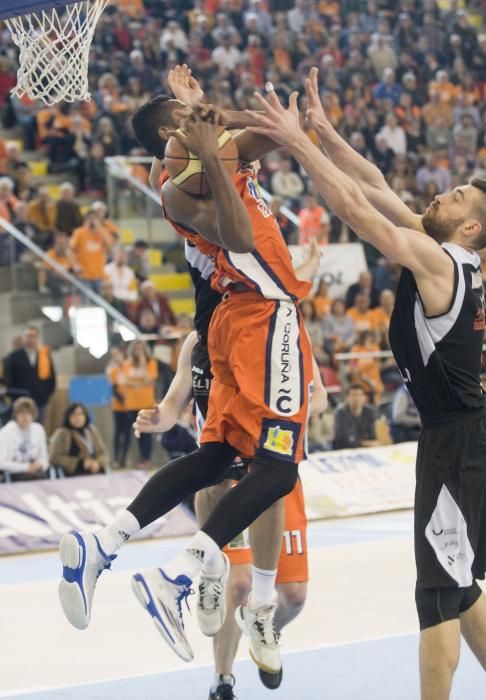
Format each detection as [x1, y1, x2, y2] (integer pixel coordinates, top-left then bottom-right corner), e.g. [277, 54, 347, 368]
[4, 325, 56, 421]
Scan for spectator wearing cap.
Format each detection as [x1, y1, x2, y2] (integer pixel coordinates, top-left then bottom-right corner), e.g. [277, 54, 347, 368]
[0, 397, 49, 482]
[136, 280, 176, 329]
[4, 326, 56, 421]
[91, 201, 119, 246]
[298, 194, 330, 246]
[55, 182, 83, 235]
[127, 239, 150, 281]
[49, 402, 109, 477]
[70, 210, 113, 292]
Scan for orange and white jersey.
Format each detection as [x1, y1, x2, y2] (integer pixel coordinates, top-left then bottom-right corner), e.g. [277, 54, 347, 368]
[160, 165, 311, 303]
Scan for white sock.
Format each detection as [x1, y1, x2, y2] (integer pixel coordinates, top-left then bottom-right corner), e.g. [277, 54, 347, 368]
[211, 674, 233, 692]
[250, 566, 278, 608]
[201, 549, 226, 576]
[164, 530, 221, 582]
[96, 510, 140, 556]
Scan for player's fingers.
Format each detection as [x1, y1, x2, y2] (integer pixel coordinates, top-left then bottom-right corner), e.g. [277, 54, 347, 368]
[245, 109, 274, 129]
[264, 83, 285, 113]
[289, 91, 299, 114]
[166, 129, 187, 146]
[250, 93, 279, 118]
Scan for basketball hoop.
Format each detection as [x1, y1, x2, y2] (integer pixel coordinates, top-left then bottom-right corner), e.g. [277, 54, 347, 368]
[1, 0, 110, 105]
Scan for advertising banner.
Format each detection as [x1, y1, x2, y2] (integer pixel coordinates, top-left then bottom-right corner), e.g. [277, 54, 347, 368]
[300, 442, 417, 519]
[0, 471, 197, 555]
[289, 242, 368, 298]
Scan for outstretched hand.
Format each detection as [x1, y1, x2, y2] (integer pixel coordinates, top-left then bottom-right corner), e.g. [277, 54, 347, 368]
[246, 87, 304, 148]
[304, 67, 329, 132]
[168, 64, 204, 107]
[166, 108, 222, 159]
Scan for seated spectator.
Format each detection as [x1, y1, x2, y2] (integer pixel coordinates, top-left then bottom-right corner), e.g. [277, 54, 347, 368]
[332, 384, 379, 450]
[71, 209, 113, 292]
[10, 201, 46, 258]
[137, 280, 177, 328]
[345, 270, 380, 309]
[4, 326, 56, 421]
[372, 289, 396, 340]
[323, 298, 356, 355]
[271, 158, 304, 205]
[13, 164, 36, 201]
[92, 200, 120, 245]
[390, 384, 421, 444]
[27, 186, 57, 247]
[100, 279, 128, 317]
[55, 182, 83, 235]
[349, 330, 384, 405]
[0, 397, 49, 481]
[127, 239, 150, 281]
[85, 142, 107, 193]
[138, 308, 160, 342]
[415, 154, 451, 194]
[298, 194, 330, 246]
[347, 292, 377, 333]
[39, 231, 74, 296]
[314, 275, 333, 313]
[123, 340, 158, 468]
[104, 247, 138, 302]
[49, 403, 109, 477]
[0, 176, 18, 221]
[94, 117, 120, 157]
[300, 299, 327, 365]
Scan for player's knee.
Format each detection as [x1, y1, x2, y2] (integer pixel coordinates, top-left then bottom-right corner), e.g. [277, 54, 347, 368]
[252, 456, 298, 498]
[278, 582, 307, 612]
[415, 585, 465, 630]
[196, 442, 238, 484]
[227, 565, 252, 607]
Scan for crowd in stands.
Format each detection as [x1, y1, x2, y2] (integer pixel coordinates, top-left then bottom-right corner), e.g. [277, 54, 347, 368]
[3, 1, 486, 475]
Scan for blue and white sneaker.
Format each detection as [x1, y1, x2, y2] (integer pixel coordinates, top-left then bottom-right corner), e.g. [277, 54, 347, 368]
[58, 531, 116, 630]
[131, 568, 194, 662]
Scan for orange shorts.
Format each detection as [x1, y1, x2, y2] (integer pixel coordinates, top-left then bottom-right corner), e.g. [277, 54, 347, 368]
[223, 478, 308, 584]
[201, 292, 313, 464]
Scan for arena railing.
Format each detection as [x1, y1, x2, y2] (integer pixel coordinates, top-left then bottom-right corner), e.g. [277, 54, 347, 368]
[0, 216, 140, 357]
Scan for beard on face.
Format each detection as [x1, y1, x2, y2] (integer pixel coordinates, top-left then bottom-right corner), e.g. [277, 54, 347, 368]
[471, 229, 486, 251]
[421, 206, 462, 244]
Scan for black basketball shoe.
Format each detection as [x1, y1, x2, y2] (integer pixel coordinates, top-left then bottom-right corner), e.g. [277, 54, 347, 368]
[208, 675, 236, 699]
[258, 665, 283, 690]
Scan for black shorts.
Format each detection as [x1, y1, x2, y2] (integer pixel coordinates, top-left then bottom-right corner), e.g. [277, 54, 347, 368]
[191, 340, 248, 482]
[415, 409, 486, 589]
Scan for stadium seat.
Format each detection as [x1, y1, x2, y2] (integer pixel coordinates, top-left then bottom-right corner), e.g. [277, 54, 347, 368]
[68, 375, 112, 407]
[149, 273, 192, 292]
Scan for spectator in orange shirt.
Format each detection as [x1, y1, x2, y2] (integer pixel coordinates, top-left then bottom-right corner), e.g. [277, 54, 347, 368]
[39, 231, 74, 296]
[349, 330, 384, 406]
[298, 194, 330, 245]
[106, 346, 129, 468]
[372, 289, 396, 341]
[123, 340, 158, 468]
[346, 292, 378, 333]
[70, 210, 113, 292]
[313, 278, 333, 319]
[91, 201, 120, 245]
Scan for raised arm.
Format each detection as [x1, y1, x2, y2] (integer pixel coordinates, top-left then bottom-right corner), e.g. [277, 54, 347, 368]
[304, 68, 423, 231]
[248, 91, 454, 316]
[164, 112, 254, 253]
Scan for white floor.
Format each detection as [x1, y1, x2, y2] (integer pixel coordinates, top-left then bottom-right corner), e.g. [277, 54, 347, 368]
[0, 513, 484, 699]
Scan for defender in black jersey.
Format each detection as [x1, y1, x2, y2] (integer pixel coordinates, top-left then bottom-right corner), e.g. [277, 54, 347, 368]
[250, 71, 486, 700]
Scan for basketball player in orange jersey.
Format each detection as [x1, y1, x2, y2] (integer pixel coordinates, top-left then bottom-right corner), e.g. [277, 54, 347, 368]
[58, 85, 315, 677]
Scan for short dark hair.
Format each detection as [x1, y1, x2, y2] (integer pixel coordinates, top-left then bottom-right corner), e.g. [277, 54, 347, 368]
[134, 239, 148, 248]
[131, 95, 173, 159]
[347, 383, 365, 394]
[64, 402, 90, 428]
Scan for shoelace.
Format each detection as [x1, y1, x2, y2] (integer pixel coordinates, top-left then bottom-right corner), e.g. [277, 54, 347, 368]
[253, 610, 280, 648]
[175, 585, 194, 629]
[199, 578, 224, 610]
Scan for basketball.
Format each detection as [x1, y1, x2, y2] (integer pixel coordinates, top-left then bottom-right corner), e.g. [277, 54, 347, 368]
[164, 127, 239, 196]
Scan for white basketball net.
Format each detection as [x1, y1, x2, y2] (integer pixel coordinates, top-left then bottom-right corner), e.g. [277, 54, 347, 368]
[5, 0, 110, 105]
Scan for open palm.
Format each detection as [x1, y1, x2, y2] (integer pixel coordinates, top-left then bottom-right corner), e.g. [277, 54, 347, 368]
[168, 64, 204, 107]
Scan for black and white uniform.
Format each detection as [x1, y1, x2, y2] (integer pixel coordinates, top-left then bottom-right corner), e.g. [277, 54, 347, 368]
[185, 241, 247, 480]
[389, 242, 486, 588]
